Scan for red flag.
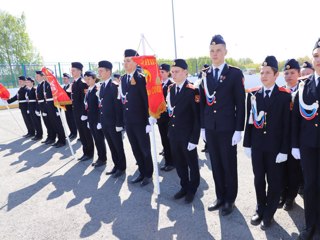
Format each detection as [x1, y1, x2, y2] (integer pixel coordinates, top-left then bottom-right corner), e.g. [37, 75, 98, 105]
[0, 83, 10, 100]
[132, 56, 166, 118]
[41, 67, 72, 109]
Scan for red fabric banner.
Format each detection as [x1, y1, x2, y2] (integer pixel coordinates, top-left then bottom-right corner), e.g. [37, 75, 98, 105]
[132, 56, 166, 118]
[41, 67, 72, 108]
[0, 83, 10, 100]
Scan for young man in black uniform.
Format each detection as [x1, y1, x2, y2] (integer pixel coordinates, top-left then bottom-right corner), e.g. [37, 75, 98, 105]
[7, 76, 35, 138]
[25, 77, 43, 141]
[157, 63, 174, 172]
[120, 49, 153, 186]
[199, 35, 245, 215]
[62, 73, 77, 140]
[243, 56, 291, 230]
[168, 59, 200, 203]
[292, 38, 320, 240]
[98, 60, 126, 177]
[71, 62, 94, 161]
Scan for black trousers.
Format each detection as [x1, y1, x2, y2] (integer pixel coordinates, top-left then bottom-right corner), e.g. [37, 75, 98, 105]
[74, 111, 94, 157]
[300, 147, 320, 231]
[39, 103, 56, 141]
[157, 122, 173, 166]
[102, 125, 126, 171]
[126, 124, 153, 178]
[45, 102, 66, 144]
[89, 122, 106, 161]
[206, 129, 238, 203]
[21, 107, 35, 135]
[281, 153, 302, 201]
[65, 106, 77, 136]
[251, 149, 284, 221]
[28, 107, 43, 137]
[169, 137, 200, 194]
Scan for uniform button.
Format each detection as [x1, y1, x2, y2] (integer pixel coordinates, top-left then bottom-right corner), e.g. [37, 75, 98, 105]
[263, 131, 267, 134]
[172, 124, 175, 127]
[315, 124, 318, 127]
[214, 110, 217, 113]
[173, 115, 175, 118]
[126, 108, 128, 110]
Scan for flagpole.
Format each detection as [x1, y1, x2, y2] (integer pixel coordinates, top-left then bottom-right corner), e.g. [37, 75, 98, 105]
[1, 98, 25, 134]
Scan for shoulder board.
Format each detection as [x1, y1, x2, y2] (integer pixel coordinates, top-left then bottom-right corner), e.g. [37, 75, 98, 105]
[229, 65, 241, 70]
[279, 87, 291, 93]
[112, 80, 119, 86]
[167, 83, 175, 91]
[186, 83, 195, 90]
[245, 86, 262, 93]
[138, 72, 145, 77]
[81, 78, 86, 83]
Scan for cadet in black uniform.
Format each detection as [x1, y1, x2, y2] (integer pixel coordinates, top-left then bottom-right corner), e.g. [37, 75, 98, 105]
[243, 56, 291, 230]
[83, 71, 107, 167]
[71, 62, 94, 161]
[300, 61, 314, 77]
[7, 76, 35, 137]
[278, 59, 303, 211]
[157, 63, 174, 172]
[120, 49, 153, 186]
[98, 60, 126, 177]
[62, 73, 77, 140]
[167, 59, 200, 203]
[35, 71, 56, 144]
[292, 38, 320, 240]
[199, 35, 246, 215]
[25, 77, 43, 141]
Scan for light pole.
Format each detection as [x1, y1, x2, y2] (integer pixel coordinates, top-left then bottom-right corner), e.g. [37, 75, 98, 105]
[171, 0, 177, 59]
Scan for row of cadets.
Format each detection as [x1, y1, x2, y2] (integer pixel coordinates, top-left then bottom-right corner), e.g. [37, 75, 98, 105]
[199, 35, 246, 215]
[25, 77, 43, 141]
[243, 56, 291, 230]
[292, 38, 320, 240]
[70, 62, 94, 161]
[120, 49, 153, 186]
[62, 73, 77, 140]
[98, 60, 127, 178]
[83, 71, 107, 167]
[157, 63, 174, 172]
[36, 70, 66, 148]
[168, 59, 200, 204]
[7, 76, 35, 137]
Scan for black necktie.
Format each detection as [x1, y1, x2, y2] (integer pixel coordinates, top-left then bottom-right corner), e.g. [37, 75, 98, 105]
[316, 77, 320, 97]
[176, 86, 180, 96]
[214, 68, 219, 83]
[264, 89, 271, 107]
[127, 75, 131, 84]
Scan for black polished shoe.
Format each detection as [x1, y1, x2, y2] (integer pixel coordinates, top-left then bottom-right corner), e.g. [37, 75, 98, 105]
[174, 189, 187, 199]
[130, 175, 144, 184]
[221, 202, 235, 216]
[296, 228, 314, 240]
[46, 139, 55, 145]
[284, 199, 294, 211]
[32, 136, 42, 141]
[140, 177, 152, 186]
[78, 155, 85, 161]
[41, 138, 49, 144]
[51, 142, 58, 147]
[208, 199, 224, 211]
[250, 213, 263, 226]
[298, 185, 304, 196]
[160, 164, 166, 171]
[185, 192, 195, 204]
[55, 142, 66, 148]
[106, 167, 117, 175]
[23, 133, 34, 138]
[69, 134, 77, 140]
[79, 155, 92, 161]
[164, 165, 175, 172]
[278, 197, 286, 209]
[93, 160, 106, 168]
[112, 170, 125, 178]
[260, 218, 273, 231]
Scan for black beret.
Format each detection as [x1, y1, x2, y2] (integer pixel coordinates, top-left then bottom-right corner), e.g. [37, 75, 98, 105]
[172, 59, 188, 70]
[284, 59, 300, 71]
[35, 71, 44, 76]
[124, 49, 139, 57]
[71, 62, 83, 71]
[262, 56, 278, 71]
[62, 73, 71, 78]
[98, 60, 113, 70]
[210, 34, 226, 46]
[84, 71, 96, 78]
[26, 77, 35, 82]
[159, 63, 170, 72]
[18, 75, 26, 80]
[113, 73, 120, 78]
[302, 61, 314, 70]
[313, 38, 320, 51]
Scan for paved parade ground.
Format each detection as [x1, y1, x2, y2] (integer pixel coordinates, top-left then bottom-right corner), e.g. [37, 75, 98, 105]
[0, 108, 305, 240]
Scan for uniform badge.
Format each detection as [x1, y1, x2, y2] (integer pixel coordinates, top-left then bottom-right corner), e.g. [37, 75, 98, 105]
[286, 65, 290, 69]
[211, 41, 216, 45]
[130, 78, 136, 85]
[302, 62, 307, 68]
[263, 62, 268, 66]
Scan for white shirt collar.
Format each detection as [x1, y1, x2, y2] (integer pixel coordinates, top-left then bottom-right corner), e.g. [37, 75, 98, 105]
[176, 80, 186, 90]
[263, 84, 275, 96]
[315, 72, 320, 86]
[103, 77, 112, 86]
[162, 78, 170, 86]
[88, 85, 95, 91]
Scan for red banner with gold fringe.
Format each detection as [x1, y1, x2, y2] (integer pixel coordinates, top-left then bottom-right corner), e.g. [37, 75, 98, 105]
[0, 83, 10, 100]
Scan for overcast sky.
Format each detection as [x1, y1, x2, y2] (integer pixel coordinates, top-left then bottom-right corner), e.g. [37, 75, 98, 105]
[1, 0, 319, 66]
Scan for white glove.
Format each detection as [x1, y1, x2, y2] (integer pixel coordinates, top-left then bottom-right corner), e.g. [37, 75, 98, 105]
[27, 110, 30, 114]
[148, 116, 157, 125]
[35, 111, 41, 117]
[200, 128, 206, 142]
[291, 148, 301, 160]
[97, 123, 102, 130]
[116, 126, 123, 132]
[146, 125, 151, 133]
[276, 153, 288, 163]
[42, 113, 47, 117]
[56, 111, 60, 116]
[87, 122, 90, 129]
[187, 142, 197, 151]
[231, 131, 242, 146]
[244, 147, 252, 158]
[81, 115, 88, 121]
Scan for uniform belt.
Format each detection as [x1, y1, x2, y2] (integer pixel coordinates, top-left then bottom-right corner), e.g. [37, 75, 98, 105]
[18, 100, 27, 103]
[28, 100, 36, 103]
[38, 100, 44, 103]
[45, 98, 54, 102]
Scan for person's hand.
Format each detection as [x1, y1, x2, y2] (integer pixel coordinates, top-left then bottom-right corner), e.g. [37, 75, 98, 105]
[187, 142, 197, 151]
[81, 115, 88, 121]
[231, 131, 242, 146]
[148, 116, 157, 125]
[97, 123, 102, 130]
[276, 153, 287, 163]
[291, 148, 301, 160]
[146, 125, 151, 133]
[116, 127, 123, 132]
[200, 128, 206, 142]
